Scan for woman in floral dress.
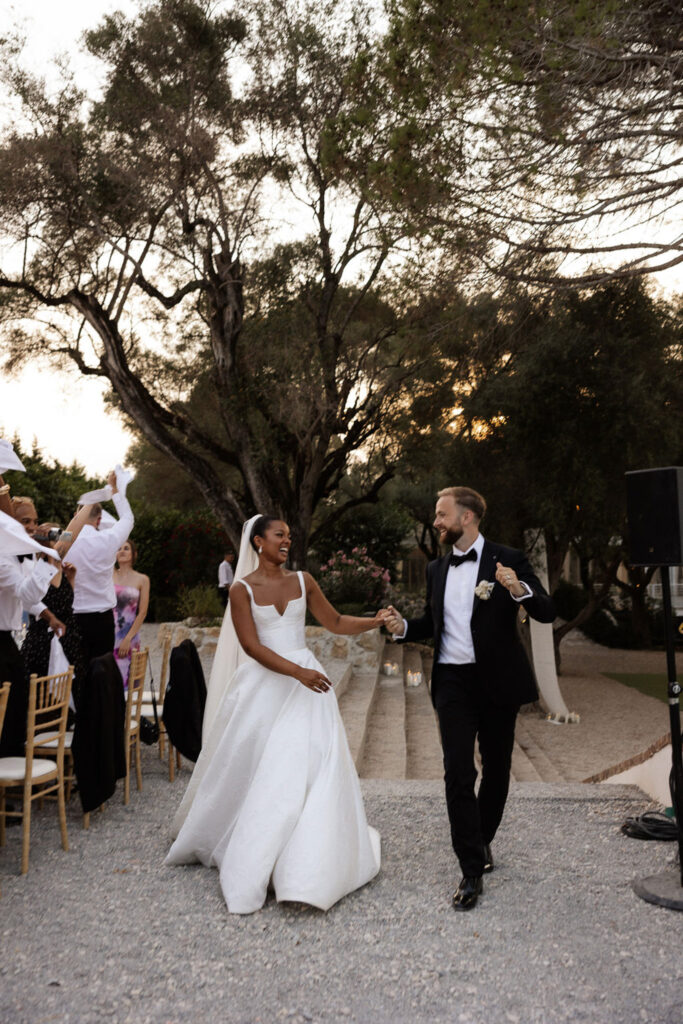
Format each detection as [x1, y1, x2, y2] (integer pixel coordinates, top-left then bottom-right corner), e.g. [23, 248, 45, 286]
[113, 539, 150, 688]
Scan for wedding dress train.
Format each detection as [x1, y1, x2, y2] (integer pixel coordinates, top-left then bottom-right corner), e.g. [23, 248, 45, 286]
[166, 571, 381, 913]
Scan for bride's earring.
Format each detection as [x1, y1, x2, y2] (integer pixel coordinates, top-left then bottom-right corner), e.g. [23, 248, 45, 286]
[258, 546, 263, 554]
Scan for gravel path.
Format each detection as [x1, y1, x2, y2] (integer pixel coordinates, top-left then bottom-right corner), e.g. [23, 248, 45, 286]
[3, 629, 681, 1022]
[2, 756, 682, 1023]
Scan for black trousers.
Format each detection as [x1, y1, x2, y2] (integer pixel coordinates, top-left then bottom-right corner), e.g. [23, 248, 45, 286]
[0, 630, 29, 757]
[433, 663, 518, 878]
[73, 610, 115, 668]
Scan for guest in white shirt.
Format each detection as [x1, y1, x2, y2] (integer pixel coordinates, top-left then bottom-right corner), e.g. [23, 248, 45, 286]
[0, 497, 63, 756]
[217, 551, 235, 607]
[68, 471, 134, 667]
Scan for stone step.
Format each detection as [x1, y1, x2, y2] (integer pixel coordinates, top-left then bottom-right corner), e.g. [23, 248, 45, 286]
[509, 740, 545, 782]
[404, 646, 443, 780]
[337, 660, 382, 771]
[329, 658, 353, 700]
[357, 643, 407, 779]
[513, 715, 568, 783]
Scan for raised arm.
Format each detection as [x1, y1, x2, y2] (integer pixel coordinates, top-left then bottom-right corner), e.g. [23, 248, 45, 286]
[303, 572, 389, 635]
[0, 476, 12, 519]
[55, 503, 93, 558]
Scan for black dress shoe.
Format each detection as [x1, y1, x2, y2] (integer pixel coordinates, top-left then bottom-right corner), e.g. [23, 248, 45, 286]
[483, 844, 494, 873]
[452, 876, 483, 911]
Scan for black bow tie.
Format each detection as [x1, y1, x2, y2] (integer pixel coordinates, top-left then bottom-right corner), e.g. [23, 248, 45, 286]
[449, 549, 477, 568]
[17, 554, 32, 563]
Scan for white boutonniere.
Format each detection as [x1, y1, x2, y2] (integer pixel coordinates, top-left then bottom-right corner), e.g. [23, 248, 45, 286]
[474, 580, 495, 601]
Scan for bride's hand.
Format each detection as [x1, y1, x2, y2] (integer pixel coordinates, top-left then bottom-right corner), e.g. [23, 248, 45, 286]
[296, 667, 331, 694]
[368, 609, 392, 630]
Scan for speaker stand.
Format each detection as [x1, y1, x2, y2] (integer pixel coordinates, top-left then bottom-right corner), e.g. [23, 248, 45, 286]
[633, 566, 683, 910]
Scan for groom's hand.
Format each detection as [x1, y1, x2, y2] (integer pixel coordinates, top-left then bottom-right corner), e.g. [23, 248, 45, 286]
[384, 605, 404, 634]
[495, 562, 526, 599]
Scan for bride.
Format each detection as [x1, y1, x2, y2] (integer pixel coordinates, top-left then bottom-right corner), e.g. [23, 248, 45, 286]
[166, 513, 388, 914]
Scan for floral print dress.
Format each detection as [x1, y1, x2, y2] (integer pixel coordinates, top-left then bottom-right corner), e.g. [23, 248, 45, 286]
[114, 584, 141, 688]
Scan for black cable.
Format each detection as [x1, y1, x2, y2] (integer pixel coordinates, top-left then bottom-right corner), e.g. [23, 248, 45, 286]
[621, 811, 679, 841]
[621, 741, 683, 841]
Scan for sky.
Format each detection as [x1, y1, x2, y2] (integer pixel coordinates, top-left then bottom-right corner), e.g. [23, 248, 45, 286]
[3, 1, 683, 478]
[2, 0, 138, 477]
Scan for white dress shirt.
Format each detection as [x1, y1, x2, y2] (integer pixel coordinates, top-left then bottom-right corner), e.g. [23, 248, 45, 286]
[0, 555, 57, 631]
[218, 560, 234, 589]
[68, 493, 134, 614]
[395, 533, 532, 664]
[438, 534, 486, 664]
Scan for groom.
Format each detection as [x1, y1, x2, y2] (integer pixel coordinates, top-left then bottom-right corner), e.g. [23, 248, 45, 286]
[385, 486, 555, 910]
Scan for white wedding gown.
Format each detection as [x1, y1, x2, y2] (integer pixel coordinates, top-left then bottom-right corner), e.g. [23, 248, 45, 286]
[165, 572, 381, 913]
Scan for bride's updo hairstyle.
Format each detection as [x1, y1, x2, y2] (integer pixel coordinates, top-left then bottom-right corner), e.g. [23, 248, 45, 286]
[250, 515, 278, 552]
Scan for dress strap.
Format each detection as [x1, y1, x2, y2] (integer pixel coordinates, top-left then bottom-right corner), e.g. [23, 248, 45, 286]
[297, 570, 305, 598]
[235, 578, 254, 599]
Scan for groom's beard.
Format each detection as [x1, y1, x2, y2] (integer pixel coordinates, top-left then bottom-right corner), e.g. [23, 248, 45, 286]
[441, 526, 463, 546]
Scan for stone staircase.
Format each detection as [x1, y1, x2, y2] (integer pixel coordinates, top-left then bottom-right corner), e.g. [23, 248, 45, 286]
[336, 640, 568, 783]
[144, 623, 567, 784]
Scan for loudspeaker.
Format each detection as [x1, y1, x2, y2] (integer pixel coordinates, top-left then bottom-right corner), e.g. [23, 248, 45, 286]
[625, 467, 683, 566]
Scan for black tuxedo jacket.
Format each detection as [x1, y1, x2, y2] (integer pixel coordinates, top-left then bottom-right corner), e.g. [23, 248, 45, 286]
[402, 539, 555, 708]
[162, 639, 207, 762]
[72, 653, 126, 813]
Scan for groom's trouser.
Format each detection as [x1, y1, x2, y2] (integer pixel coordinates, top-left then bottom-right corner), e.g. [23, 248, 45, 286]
[433, 663, 518, 878]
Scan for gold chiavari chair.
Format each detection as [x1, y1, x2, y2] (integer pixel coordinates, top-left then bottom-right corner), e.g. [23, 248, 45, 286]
[0, 669, 73, 874]
[123, 649, 147, 805]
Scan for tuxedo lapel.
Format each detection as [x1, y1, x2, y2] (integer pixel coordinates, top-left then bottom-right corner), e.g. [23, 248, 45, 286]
[434, 552, 451, 629]
[472, 540, 498, 616]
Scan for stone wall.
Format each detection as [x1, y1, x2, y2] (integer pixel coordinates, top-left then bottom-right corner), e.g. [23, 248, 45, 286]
[155, 620, 384, 670]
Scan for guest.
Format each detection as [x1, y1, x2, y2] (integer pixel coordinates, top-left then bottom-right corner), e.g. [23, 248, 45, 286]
[113, 539, 150, 688]
[68, 471, 134, 667]
[0, 497, 64, 756]
[217, 550, 235, 607]
[21, 522, 87, 708]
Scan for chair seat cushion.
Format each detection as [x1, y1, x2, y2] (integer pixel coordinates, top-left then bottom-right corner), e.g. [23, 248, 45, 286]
[33, 730, 73, 750]
[0, 757, 58, 782]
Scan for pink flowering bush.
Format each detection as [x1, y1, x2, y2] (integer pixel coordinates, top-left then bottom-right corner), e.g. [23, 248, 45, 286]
[318, 547, 391, 607]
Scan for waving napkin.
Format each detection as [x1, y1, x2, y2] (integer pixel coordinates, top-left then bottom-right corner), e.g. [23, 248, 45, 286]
[0, 438, 26, 475]
[0, 510, 61, 560]
[78, 463, 134, 505]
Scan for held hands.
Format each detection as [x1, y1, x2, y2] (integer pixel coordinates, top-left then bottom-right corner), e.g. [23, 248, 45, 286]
[107, 469, 118, 494]
[297, 667, 332, 694]
[383, 605, 404, 634]
[367, 608, 392, 630]
[62, 561, 77, 587]
[495, 562, 525, 598]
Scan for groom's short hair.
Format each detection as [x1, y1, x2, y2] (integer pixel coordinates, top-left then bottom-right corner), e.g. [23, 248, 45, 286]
[438, 486, 486, 522]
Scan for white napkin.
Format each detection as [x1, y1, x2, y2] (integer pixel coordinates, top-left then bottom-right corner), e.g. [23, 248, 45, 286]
[78, 463, 134, 505]
[0, 438, 26, 475]
[78, 485, 112, 504]
[0, 510, 61, 560]
[114, 464, 133, 498]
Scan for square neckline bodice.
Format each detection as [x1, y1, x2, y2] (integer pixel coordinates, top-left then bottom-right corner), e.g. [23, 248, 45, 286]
[238, 570, 305, 618]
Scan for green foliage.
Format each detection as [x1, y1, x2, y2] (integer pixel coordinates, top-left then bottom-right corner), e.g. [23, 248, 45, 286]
[312, 502, 414, 578]
[131, 506, 229, 620]
[176, 583, 224, 622]
[580, 601, 664, 650]
[318, 547, 390, 608]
